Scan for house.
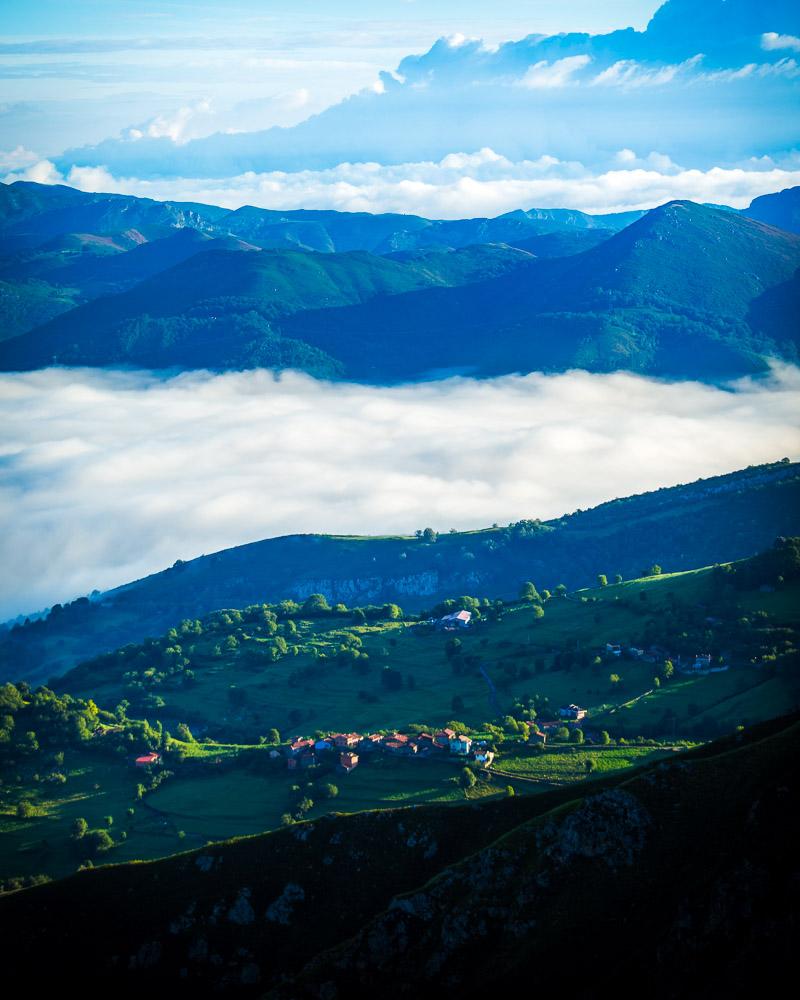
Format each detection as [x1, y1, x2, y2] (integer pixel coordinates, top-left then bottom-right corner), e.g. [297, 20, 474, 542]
[606, 643, 622, 657]
[627, 647, 645, 659]
[528, 729, 547, 745]
[289, 737, 314, 755]
[359, 733, 382, 751]
[692, 653, 713, 670]
[334, 732, 360, 748]
[449, 734, 473, 755]
[472, 749, 494, 765]
[299, 751, 316, 768]
[438, 609, 472, 630]
[134, 751, 160, 767]
[340, 752, 359, 772]
[559, 704, 587, 722]
[433, 728, 456, 748]
[314, 738, 334, 753]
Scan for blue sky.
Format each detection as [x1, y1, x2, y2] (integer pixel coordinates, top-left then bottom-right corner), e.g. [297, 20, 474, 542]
[1, 1, 799, 217]
[0, 2, 658, 155]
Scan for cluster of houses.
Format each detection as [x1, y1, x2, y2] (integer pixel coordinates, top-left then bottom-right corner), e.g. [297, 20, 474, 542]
[283, 726, 492, 773]
[605, 642, 728, 675]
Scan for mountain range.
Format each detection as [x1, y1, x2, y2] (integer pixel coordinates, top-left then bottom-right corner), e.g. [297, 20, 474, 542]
[0, 181, 798, 380]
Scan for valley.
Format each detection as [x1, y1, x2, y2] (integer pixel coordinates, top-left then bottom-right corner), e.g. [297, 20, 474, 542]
[1, 538, 797, 888]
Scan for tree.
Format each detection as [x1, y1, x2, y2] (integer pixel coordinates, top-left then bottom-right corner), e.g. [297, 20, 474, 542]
[532, 605, 545, 620]
[460, 767, 477, 789]
[653, 676, 661, 688]
[384, 603, 403, 620]
[584, 758, 597, 774]
[71, 817, 88, 839]
[103, 815, 114, 828]
[597, 574, 608, 588]
[352, 608, 366, 625]
[16, 801, 35, 819]
[599, 730, 611, 745]
[85, 829, 114, 855]
[176, 723, 195, 743]
[555, 584, 567, 597]
[445, 637, 462, 660]
[420, 527, 438, 544]
[519, 581, 540, 604]
[555, 726, 570, 741]
[614, 573, 623, 585]
[321, 783, 339, 799]
[303, 593, 331, 614]
[506, 785, 515, 797]
[570, 728, 585, 744]
[609, 673, 622, 689]
[267, 728, 281, 745]
[296, 797, 314, 815]
[662, 660, 675, 681]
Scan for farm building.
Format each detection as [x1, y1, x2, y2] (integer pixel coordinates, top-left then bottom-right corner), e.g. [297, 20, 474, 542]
[438, 609, 472, 630]
[134, 751, 160, 767]
[340, 752, 359, 773]
[559, 704, 587, 722]
[449, 734, 473, 755]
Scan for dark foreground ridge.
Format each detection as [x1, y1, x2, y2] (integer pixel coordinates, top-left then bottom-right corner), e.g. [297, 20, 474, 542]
[1, 711, 796, 997]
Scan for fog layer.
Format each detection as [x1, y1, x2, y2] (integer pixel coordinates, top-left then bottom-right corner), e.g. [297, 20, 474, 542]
[1, 364, 798, 619]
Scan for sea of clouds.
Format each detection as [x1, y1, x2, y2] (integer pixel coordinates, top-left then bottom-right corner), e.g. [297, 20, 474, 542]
[1, 364, 799, 620]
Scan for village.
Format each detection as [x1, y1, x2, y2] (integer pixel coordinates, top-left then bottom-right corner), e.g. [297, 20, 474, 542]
[130, 607, 731, 775]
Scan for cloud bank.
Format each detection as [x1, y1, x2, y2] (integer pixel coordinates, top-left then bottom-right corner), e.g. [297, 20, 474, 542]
[1, 365, 799, 620]
[6, 148, 800, 217]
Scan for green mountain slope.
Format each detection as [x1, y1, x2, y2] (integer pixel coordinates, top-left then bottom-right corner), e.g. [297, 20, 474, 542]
[0, 242, 531, 371]
[2, 200, 797, 377]
[286, 202, 800, 380]
[2, 459, 797, 685]
[0, 712, 796, 996]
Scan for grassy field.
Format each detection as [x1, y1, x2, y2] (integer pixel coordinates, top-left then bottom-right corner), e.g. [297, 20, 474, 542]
[0, 747, 537, 882]
[493, 744, 684, 783]
[3, 562, 797, 886]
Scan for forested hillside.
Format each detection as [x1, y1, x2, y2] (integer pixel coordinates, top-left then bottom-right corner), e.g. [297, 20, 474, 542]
[1, 460, 797, 684]
[1, 183, 798, 379]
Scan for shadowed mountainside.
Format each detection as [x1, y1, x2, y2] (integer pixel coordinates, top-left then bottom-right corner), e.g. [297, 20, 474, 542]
[0, 712, 796, 997]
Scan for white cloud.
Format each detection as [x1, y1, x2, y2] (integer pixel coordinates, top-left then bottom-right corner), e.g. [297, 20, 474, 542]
[0, 146, 40, 172]
[592, 54, 704, 88]
[1, 364, 798, 619]
[519, 55, 591, 89]
[761, 32, 800, 53]
[8, 149, 800, 219]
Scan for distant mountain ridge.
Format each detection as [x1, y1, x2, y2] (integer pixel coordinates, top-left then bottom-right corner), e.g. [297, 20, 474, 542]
[1, 184, 799, 379]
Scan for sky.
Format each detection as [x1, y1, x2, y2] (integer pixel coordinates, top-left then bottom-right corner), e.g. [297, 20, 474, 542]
[1, 364, 798, 620]
[3, 0, 798, 216]
[0, 2, 658, 156]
